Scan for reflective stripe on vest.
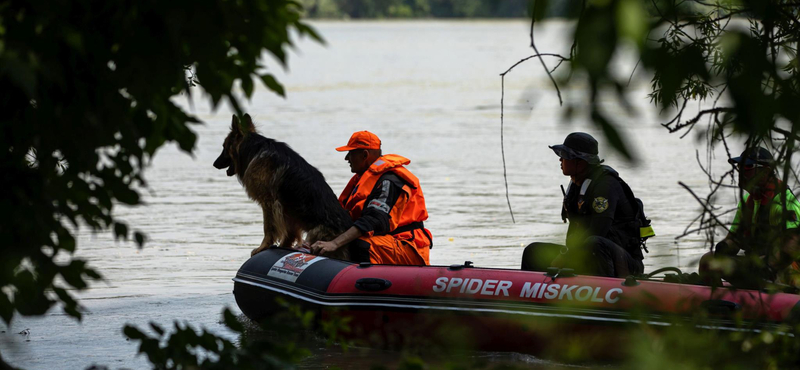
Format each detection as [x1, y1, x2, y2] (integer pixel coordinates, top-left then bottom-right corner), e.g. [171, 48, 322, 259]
[732, 189, 800, 234]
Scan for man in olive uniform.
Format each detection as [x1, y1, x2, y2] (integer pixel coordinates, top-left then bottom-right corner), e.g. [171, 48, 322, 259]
[521, 132, 648, 277]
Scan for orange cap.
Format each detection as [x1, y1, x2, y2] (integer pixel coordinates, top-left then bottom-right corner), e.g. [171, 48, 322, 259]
[335, 131, 381, 151]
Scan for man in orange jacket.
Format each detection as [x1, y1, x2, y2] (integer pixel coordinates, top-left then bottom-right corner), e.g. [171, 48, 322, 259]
[309, 131, 433, 265]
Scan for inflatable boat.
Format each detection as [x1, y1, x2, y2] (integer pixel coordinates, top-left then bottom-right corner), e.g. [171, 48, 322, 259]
[233, 248, 800, 358]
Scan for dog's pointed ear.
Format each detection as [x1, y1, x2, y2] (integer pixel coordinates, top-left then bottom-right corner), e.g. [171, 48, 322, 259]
[231, 114, 240, 133]
[243, 114, 256, 133]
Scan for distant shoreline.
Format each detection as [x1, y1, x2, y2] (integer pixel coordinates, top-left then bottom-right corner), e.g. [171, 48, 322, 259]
[303, 17, 535, 21]
[296, 0, 541, 19]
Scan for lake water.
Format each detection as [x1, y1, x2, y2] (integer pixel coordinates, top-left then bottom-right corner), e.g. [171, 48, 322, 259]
[1, 20, 742, 369]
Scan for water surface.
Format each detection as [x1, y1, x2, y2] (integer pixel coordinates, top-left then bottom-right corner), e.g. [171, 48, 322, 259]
[1, 20, 737, 369]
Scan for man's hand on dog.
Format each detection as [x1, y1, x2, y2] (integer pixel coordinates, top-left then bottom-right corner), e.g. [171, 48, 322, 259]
[309, 240, 341, 256]
[310, 227, 362, 256]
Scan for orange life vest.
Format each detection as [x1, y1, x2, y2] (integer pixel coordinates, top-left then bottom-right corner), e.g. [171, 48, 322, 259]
[339, 154, 432, 258]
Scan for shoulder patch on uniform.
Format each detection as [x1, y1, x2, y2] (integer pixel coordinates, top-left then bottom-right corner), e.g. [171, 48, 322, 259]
[592, 197, 609, 213]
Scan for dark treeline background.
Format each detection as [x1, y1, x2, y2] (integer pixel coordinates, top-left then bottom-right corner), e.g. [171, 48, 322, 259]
[299, 0, 580, 18]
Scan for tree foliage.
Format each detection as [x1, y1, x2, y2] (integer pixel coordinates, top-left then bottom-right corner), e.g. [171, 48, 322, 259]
[503, 0, 799, 231]
[300, 0, 532, 18]
[499, 1, 800, 366]
[507, 0, 799, 161]
[2, 0, 800, 368]
[0, 0, 321, 333]
[123, 308, 311, 370]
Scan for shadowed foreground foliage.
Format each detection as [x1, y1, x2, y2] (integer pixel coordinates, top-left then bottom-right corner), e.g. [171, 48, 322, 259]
[120, 304, 800, 370]
[499, 0, 800, 368]
[504, 0, 799, 164]
[123, 308, 310, 370]
[3, 0, 800, 369]
[0, 0, 320, 368]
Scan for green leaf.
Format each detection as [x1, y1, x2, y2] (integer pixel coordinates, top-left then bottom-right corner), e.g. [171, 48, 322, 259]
[62, 28, 84, 52]
[241, 76, 254, 99]
[531, 0, 549, 22]
[616, 0, 647, 48]
[57, 227, 76, 253]
[52, 287, 79, 316]
[592, 109, 634, 162]
[112, 185, 140, 205]
[83, 267, 102, 280]
[0, 54, 37, 97]
[574, 6, 617, 78]
[295, 22, 325, 45]
[260, 74, 286, 97]
[150, 322, 165, 336]
[113, 222, 128, 241]
[223, 308, 244, 333]
[123, 325, 146, 340]
[13, 270, 54, 316]
[0, 289, 13, 325]
[61, 260, 89, 289]
[134, 232, 146, 248]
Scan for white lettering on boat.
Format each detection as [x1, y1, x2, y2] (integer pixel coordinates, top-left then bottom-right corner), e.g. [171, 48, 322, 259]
[432, 277, 514, 296]
[605, 288, 622, 304]
[464, 279, 482, 294]
[558, 284, 577, 300]
[574, 286, 593, 301]
[495, 280, 512, 296]
[591, 286, 604, 302]
[480, 280, 498, 295]
[433, 277, 447, 292]
[432, 278, 623, 304]
[544, 283, 560, 299]
[520, 281, 541, 298]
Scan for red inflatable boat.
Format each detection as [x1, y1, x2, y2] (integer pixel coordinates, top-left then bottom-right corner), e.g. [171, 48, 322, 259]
[233, 248, 800, 358]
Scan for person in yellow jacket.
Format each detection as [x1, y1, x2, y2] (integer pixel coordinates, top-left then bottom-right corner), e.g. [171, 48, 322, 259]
[310, 131, 433, 265]
[699, 147, 800, 288]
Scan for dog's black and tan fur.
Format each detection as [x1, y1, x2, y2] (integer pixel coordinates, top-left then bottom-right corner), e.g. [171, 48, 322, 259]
[214, 114, 352, 259]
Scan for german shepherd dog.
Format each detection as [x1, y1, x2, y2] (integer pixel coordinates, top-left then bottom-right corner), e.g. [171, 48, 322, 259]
[213, 114, 352, 259]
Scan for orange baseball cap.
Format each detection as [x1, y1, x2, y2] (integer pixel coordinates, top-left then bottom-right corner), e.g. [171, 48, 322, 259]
[335, 131, 381, 151]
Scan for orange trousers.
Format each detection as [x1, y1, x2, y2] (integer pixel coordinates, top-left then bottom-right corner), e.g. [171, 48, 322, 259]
[361, 234, 428, 265]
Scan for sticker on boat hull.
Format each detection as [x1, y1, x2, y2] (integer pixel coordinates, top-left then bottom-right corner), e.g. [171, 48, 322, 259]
[267, 252, 324, 283]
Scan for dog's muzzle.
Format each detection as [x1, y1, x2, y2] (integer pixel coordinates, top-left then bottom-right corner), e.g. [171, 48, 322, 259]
[213, 156, 235, 176]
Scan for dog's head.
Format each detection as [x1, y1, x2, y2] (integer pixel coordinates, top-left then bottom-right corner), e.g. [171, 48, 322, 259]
[214, 114, 256, 177]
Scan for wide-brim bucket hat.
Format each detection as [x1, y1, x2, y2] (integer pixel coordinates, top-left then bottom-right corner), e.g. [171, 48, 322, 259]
[549, 132, 602, 165]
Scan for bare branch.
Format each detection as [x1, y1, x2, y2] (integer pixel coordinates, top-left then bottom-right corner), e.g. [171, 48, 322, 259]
[500, 74, 515, 224]
[500, 54, 570, 77]
[627, 58, 642, 87]
[677, 181, 732, 238]
[772, 127, 800, 143]
[529, 3, 563, 106]
[663, 107, 733, 133]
